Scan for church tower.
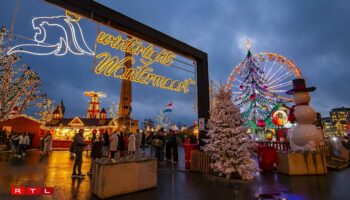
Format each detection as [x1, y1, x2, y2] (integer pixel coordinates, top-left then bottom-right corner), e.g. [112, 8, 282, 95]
[117, 49, 138, 132]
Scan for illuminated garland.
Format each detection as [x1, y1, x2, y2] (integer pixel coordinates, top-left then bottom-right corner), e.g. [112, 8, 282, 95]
[94, 52, 195, 94]
[96, 31, 175, 66]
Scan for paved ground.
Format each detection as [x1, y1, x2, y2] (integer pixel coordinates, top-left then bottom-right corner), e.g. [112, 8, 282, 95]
[0, 148, 349, 200]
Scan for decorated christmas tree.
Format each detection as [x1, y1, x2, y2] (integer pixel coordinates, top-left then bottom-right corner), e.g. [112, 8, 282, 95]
[202, 85, 258, 180]
[0, 26, 46, 120]
[236, 50, 278, 131]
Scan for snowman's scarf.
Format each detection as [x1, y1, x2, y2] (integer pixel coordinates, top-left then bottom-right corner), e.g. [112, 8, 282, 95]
[288, 103, 309, 123]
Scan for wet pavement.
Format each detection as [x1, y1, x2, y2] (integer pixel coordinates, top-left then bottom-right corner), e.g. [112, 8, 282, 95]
[0, 148, 349, 200]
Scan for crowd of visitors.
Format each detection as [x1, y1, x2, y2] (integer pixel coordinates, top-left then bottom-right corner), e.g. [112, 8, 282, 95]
[0, 130, 37, 158]
[147, 128, 179, 164]
[69, 128, 181, 179]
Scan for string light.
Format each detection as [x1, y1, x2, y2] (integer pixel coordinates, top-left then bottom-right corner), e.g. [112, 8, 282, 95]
[93, 52, 195, 94]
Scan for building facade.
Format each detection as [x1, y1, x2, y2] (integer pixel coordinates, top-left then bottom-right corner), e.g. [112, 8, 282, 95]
[330, 107, 350, 136]
[321, 117, 334, 137]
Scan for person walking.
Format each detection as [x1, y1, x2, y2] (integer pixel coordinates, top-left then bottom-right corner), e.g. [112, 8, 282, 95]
[118, 132, 125, 157]
[39, 133, 46, 155]
[18, 133, 26, 158]
[102, 131, 110, 157]
[135, 130, 142, 155]
[128, 132, 136, 155]
[109, 132, 119, 159]
[72, 129, 87, 179]
[42, 132, 53, 156]
[88, 135, 103, 176]
[10, 133, 20, 157]
[170, 130, 178, 163]
[21, 133, 30, 157]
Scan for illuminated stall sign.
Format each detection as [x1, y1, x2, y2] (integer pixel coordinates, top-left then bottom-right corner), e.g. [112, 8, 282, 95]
[93, 31, 196, 94]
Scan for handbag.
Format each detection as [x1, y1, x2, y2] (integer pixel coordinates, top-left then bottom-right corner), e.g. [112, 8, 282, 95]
[151, 139, 164, 147]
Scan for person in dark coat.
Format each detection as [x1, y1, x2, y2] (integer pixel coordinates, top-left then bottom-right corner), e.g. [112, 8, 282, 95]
[88, 135, 103, 175]
[153, 128, 165, 163]
[118, 132, 125, 157]
[165, 132, 172, 161]
[141, 131, 146, 151]
[102, 131, 110, 157]
[146, 132, 155, 157]
[72, 129, 87, 179]
[170, 130, 178, 163]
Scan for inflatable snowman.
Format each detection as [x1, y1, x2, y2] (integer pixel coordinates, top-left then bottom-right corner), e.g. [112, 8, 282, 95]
[286, 78, 322, 151]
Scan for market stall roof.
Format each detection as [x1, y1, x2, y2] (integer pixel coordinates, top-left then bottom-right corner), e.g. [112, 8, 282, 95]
[44, 117, 117, 129]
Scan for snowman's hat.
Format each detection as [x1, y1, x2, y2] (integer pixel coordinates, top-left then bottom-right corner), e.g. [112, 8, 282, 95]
[286, 78, 316, 95]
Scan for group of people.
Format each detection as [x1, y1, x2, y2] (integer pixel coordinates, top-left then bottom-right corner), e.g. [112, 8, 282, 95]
[98, 130, 146, 158]
[147, 128, 179, 164]
[69, 128, 181, 179]
[8, 132, 31, 158]
[70, 129, 147, 179]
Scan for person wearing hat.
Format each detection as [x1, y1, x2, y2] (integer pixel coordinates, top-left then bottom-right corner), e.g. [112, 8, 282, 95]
[72, 129, 87, 179]
[286, 78, 316, 123]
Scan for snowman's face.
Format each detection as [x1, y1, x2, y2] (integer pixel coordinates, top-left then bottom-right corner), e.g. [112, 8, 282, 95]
[293, 92, 311, 104]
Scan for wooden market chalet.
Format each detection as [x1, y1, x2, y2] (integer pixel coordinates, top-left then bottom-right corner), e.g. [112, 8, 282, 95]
[43, 91, 118, 147]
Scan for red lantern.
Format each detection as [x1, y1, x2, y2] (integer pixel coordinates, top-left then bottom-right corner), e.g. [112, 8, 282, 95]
[257, 119, 266, 128]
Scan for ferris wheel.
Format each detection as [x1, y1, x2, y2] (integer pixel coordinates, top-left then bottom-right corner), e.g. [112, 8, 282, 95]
[226, 52, 302, 103]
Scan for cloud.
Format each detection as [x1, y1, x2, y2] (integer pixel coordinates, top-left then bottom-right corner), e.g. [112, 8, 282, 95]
[2, 0, 350, 125]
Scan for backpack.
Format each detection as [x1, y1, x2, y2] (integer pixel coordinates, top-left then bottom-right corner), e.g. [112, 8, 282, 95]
[69, 142, 75, 153]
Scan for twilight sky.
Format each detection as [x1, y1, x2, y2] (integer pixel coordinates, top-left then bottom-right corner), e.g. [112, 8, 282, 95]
[1, 0, 350, 125]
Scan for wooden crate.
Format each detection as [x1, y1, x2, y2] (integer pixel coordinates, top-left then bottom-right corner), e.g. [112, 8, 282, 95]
[190, 150, 210, 174]
[277, 152, 327, 175]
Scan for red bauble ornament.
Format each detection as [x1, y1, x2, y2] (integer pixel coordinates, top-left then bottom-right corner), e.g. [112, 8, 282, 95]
[257, 119, 266, 128]
[262, 85, 268, 90]
[250, 94, 256, 100]
[239, 84, 244, 90]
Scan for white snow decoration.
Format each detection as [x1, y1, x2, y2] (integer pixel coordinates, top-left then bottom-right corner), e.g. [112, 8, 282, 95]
[202, 85, 258, 180]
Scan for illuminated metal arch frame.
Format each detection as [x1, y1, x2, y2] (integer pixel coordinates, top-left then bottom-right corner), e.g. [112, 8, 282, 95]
[43, 0, 210, 143]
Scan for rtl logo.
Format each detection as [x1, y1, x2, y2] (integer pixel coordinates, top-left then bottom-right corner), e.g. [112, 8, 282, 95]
[11, 186, 55, 196]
